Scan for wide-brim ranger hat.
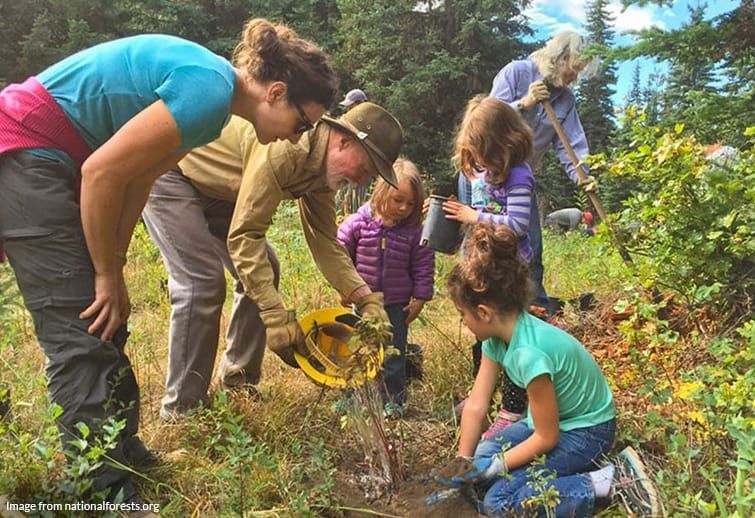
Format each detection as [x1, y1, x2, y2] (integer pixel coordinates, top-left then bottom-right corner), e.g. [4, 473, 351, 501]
[322, 102, 403, 188]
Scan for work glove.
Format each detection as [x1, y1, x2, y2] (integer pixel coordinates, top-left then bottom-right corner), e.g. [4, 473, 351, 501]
[354, 292, 393, 350]
[577, 174, 598, 192]
[522, 80, 550, 110]
[435, 453, 508, 488]
[259, 308, 306, 368]
[355, 292, 390, 322]
[425, 488, 461, 506]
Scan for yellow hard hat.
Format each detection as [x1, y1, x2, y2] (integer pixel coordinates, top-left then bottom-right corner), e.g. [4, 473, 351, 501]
[295, 307, 383, 388]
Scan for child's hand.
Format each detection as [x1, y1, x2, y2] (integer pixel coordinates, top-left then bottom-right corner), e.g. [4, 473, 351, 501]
[434, 453, 507, 487]
[403, 299, 425, 324]
[423, 194, 457, 216]
[442, 199, 479, 224]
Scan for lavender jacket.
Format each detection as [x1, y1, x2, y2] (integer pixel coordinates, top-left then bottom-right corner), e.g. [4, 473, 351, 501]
[338, 204, 435, 305]
[491, 59, 590, 182]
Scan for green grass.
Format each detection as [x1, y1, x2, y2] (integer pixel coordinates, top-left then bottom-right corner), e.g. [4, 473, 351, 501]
[0, 209, 749, 516]
[542, 228, 631, 301]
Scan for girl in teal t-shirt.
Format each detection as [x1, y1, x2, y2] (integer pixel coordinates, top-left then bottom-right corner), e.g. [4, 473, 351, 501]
[434, 222, 662, 517]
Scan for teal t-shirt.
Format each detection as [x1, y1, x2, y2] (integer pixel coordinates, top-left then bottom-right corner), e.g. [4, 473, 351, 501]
[482, 312, 615, 431]
[37, 34, 236, 153]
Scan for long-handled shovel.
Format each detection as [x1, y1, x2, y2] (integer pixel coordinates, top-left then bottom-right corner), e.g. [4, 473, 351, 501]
[541, 99, 633, 264]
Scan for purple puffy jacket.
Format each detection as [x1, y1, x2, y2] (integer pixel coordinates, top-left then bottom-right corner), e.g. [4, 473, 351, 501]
[338, 204, 435, 305]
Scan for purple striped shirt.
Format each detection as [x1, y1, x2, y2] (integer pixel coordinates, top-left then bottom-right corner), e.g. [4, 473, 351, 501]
[470, 163, 535, 260]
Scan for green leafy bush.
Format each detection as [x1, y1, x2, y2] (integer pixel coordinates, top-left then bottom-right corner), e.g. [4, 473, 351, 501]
[1, 404, 125, 509]
[661, 320, 755, 516]
[597, 111, 754, 313]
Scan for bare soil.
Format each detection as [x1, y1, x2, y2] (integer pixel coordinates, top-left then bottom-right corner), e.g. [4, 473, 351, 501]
[331, 408, 483, 517]
[435, 456, 473, 479]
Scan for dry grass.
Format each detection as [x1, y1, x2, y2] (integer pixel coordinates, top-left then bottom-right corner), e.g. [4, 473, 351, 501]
[3, 212, 689, 517]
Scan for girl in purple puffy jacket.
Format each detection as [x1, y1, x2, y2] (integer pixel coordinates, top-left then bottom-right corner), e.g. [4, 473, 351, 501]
[338, 158, 435, 417]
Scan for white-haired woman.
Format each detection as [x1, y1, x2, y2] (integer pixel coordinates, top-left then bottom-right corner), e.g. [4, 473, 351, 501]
[456, 30, 599, 440]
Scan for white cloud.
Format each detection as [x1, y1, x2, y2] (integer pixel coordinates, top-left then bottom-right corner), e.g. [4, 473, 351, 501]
[522, 0, 665, 36]
[608, 2, 666, 33]
[523, 9, 581, 34]
[523, 0, 588, 27]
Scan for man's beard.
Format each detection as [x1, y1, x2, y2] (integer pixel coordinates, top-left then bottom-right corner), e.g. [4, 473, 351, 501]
[325, 172, 349, 191]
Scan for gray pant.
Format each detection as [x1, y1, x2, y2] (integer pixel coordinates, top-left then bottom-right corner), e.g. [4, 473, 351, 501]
[0, 151, 138, 501]
[142, 169, 279, 418]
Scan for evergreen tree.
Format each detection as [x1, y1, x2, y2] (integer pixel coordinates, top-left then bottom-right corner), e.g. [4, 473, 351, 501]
[626, 61, 642, 107]
[334, 0, 532, 189]
[0, 0, 342, 83]
[576, 0, 616, 154]
[616, 2, 750, 145]
[642, 69, 667, 125]
[664, 3, 716, 114]
[12, 0, 129, 79]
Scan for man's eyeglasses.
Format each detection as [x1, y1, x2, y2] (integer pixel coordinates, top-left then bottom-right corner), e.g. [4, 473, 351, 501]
[293, 102, 314, 134]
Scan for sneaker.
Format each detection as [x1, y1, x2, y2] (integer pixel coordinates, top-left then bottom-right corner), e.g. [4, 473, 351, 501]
[383, 401, 404, 419]
[481, 409, 523, 440]
[612, 447, 664, 516]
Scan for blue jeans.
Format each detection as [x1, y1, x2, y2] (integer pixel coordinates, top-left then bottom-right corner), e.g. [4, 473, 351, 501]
[474, 419, 616, 517]
[380, 303, 409, 405]
[457, 175, 549, 309]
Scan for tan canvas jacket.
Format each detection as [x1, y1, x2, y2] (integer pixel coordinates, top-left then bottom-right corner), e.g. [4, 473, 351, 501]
[179, 115, 366, 311]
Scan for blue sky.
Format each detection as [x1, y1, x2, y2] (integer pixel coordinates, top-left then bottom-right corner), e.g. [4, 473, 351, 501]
[520, 0, 741, 104]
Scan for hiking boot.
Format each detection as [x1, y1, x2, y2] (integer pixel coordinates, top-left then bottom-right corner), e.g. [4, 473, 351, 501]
[159, 400, 210, 423]
[123, 436, 162, 469]
[481, 409, 523, 440]
[612, 447, 664, 516]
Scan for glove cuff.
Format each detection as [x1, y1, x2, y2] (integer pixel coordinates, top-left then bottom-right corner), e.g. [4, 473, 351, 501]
[260, 308, 296, 327]
[357, 292, 384, 306]
[491, 452, 508, 475]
